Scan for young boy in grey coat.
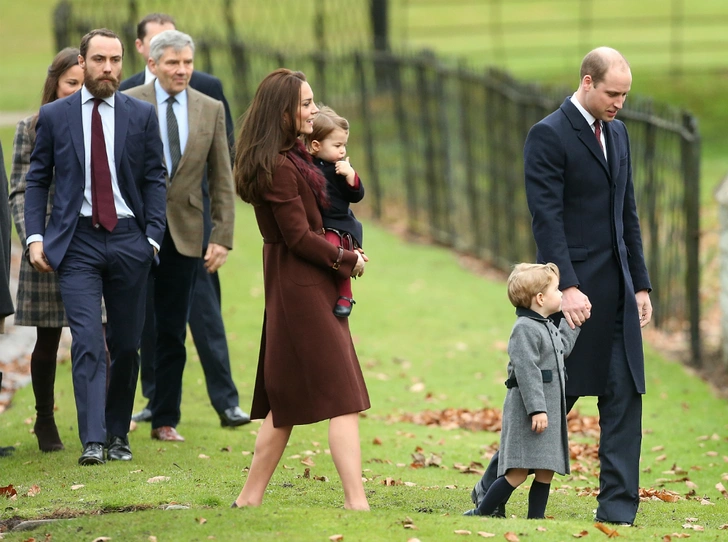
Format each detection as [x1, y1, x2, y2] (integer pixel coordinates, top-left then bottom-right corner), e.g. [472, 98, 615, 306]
[464, 263, 582, 519]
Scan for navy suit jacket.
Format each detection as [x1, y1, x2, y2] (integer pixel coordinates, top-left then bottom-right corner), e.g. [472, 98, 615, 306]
[24, 90, 167, 269]
[524, 97, 651, 396]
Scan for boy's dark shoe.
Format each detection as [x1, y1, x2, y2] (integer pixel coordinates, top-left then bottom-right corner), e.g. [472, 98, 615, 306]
[471, 481, 506, 518]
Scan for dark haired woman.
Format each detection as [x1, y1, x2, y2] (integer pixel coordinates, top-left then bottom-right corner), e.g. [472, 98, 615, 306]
[232, 69, 370, 510]
[8, 48, 84, 452]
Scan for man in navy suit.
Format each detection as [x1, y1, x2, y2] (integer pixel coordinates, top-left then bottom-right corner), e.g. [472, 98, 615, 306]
[471, 47, 652, 525]
[120, 13, 249, 429]
[25, 29, 167, 465]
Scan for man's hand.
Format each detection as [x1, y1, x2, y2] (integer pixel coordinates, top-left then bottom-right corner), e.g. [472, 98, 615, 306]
[28, 241, 53, 273]
[561, 286, 592, 329]
[636, 289, 652, 328]
[531, 412, 548, 433]
[204, 243, 228, 273]
[335, 157, 357, 186]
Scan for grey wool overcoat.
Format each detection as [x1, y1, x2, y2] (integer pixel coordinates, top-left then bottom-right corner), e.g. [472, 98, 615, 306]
[497, 307, 580, 476]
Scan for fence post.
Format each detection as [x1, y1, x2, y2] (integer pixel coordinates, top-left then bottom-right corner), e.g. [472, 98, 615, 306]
[643, 113, 661, 326]
[682, 112, 701, 365]
[52, 0, 73, 50]
[354, 52, 381, 220]
[390, 55, 418, 226]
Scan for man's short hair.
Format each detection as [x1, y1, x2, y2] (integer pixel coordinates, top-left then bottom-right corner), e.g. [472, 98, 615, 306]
[149, 30, 195, 64]
[80, 28, 124, 58]
[507, 262, 560, 308]
[137, 13, 176, 40]
[580, 47, 629, 86]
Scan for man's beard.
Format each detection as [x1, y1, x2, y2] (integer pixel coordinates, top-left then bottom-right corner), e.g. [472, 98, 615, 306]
[85, 73, 120, 99]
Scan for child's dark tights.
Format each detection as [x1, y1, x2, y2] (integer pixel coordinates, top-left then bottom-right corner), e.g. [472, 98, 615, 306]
[527, 480, 551, 519]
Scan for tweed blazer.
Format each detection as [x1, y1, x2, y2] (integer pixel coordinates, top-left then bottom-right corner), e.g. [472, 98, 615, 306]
[497, 308, 580, 476]
[123, 83, 235, 257]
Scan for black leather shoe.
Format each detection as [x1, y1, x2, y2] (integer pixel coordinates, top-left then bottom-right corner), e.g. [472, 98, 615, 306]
[106, 435, 132, 461]
[131, 407, 152, 423]
[333, 296, 355, 318]
[219, 406, 251, 427]
[78, 442, 105, 465]
[0, 446, 15, 457]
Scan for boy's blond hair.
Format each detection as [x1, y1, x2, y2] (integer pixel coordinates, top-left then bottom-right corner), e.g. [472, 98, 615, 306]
[507, 263, 560, 308]
[303, 104, 349, 152]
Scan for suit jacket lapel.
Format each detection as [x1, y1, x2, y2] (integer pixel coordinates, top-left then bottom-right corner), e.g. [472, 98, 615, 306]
[604, 121, 620, 180]
[66, 93, 85, 170]
[114, 91, 129, 178]
[176, 89, 202, 175]
[561, 98, 610, 178]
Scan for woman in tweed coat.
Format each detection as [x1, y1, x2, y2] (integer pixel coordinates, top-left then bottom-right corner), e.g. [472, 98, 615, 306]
[465, 263, 581, 519]
[8, 48, 84, 452]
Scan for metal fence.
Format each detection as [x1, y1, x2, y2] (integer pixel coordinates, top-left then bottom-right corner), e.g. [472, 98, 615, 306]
[53, 3, 702, 363]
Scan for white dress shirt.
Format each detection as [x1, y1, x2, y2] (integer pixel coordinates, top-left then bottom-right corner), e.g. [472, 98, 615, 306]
[154, 80, 189, 177]
[144, 66, 156, 85]
[570, 95, 607, 160]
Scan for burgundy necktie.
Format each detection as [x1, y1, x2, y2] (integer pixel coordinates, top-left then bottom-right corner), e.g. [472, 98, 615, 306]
[91, 98, 118, 232]
[594, 120, 604, 153]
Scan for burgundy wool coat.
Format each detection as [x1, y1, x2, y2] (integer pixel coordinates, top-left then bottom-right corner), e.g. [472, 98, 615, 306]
[249, 152, 370, 427]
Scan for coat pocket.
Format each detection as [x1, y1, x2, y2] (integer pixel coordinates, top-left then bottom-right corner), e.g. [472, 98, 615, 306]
[568, 246, 589, 262]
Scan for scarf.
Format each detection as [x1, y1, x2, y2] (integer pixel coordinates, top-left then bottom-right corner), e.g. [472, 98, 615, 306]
[285, 139, 330, 209]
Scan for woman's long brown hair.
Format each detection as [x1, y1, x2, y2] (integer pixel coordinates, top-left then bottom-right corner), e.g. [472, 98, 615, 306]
[234, 69, 307, 205]
[30, 47, 81, 133]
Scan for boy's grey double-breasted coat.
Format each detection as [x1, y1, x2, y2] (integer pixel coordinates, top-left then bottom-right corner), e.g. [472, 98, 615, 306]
[497, 308, 580, 476]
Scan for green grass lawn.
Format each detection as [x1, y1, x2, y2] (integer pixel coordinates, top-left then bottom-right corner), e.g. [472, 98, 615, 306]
[1, 204, 727, 541]
[2, 2, 728, 540]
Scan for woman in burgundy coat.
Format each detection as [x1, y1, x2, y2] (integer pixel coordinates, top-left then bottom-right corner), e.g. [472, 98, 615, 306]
[231, 69, 370, 510]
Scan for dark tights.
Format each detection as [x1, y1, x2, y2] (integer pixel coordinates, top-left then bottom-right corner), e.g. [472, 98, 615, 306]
[30, 327, 64, 451]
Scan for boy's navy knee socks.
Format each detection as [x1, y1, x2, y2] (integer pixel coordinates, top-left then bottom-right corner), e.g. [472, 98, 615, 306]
[476, 476, 516, 515]
[527, 480, 551, 519]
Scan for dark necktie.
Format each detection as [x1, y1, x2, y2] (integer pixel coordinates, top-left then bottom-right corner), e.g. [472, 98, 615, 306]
[594, 120, 604, 154]
[91, 98, 118, 232]
[166, 96, 181, 178]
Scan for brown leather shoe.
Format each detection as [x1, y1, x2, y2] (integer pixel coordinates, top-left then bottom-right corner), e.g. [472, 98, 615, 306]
[151, 426, 185, 442]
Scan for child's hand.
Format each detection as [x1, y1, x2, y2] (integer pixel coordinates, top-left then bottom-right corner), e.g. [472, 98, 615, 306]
[531, 413, 548, 433]
[335, 157, 357, 186]
[356, 247, 369, 262]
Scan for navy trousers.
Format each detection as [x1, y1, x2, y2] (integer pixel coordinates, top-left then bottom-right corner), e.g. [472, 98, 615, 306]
[57, 218, 151, 446]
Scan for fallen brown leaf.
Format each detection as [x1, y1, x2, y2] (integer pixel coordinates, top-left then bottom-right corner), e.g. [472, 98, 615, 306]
[0, 484, 17, 498]
[504, 532, 520, 542]
[594, 522, 620, 537]
[27, 485, 41, 497]
[71, 484, 84, 490]
[477, 533, 495, 538]
[91, 538, 112, 542]
[149, 537, 158, 542]
[573, 531, 589, 538]
[716, 482, 728, 497]
[329, 535, 343, 542]
[373, 437, 382, 445]
[453, 530, 471, 536]
[196, 517, 207, 525]
[301, 457, 316, 467]
[147, 476, 170, 483]
[719, 524, 728, 530]
[198, 454, 210, 459]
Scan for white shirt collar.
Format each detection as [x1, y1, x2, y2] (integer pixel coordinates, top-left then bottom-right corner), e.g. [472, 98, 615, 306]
[144, 65, 156, 85]
[154, 79, 188, 107]
[570, 94, 597, 128]
[81, 85, 115, 107]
